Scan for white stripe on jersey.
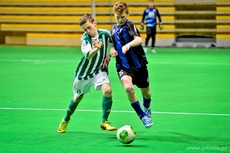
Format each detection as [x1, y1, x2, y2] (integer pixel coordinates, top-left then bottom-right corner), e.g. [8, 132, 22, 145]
[76, 29, 111, 80]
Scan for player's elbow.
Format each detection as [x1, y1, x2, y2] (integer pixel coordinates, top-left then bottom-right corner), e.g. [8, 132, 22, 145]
[136, 37, 143, 45]
[133, 36, 143, 47]
[87, 54, 93, 60]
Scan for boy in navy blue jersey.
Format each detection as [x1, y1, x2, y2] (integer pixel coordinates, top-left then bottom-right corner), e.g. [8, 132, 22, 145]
[109, 1, 153, 128]
[141, 0, 163, 53]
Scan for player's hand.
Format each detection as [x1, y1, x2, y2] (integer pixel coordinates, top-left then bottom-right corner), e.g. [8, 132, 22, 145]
[140, 23, 144, 30]
[109, 47, 118, 57]
[103, 54, 110, 68]
[122, 44, 130, 54]
[159, 23, 163, 30]
[93, 39, 102, 49]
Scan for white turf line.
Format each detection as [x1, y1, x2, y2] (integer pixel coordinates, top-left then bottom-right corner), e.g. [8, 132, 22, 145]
[1, 59, 229, 117]
[0, 59, 230, 66]
[0, 107, 230, 117]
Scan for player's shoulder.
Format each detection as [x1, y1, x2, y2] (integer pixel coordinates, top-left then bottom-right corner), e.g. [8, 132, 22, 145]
[127, 20, 134, 25]
[126, 20, 136, 28]
[153, 7, 159, 11]
[111, 24, 117, 35]
[98, 28, 110, 36]
[80, 32, 91, 44]
[111, 24, 117, 30]
[81, 32, 88, 40]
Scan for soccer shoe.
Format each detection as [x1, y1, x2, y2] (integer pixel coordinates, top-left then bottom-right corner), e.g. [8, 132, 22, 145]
[57, 119, 70, 133]
[100, 121, 116, 131]
[141, 116, 153, 129]
[144, 107, 152, 119]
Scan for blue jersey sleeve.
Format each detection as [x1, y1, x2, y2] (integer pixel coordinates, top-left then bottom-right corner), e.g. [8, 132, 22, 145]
[156, 9, 162, 23]
[141, 9, 147, 23]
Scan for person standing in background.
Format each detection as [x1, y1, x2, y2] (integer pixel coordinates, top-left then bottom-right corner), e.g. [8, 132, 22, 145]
[141, 0, 163, 54]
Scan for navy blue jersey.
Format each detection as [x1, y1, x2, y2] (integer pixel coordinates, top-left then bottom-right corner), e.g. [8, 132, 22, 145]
[141, 7, 162, 27]
[111, 20, 148, 70]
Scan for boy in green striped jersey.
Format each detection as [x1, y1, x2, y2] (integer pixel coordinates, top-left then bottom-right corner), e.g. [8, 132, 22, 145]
[57, 14, 116, 133]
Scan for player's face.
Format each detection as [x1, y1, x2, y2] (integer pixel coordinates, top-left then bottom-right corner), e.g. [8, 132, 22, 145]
[148, 1, 154, 8]
[81, 21, 97, 37]
[114, 11, 129, 26]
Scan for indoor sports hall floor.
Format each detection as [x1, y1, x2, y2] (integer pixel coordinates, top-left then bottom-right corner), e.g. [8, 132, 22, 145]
[0, 46, 230, 153]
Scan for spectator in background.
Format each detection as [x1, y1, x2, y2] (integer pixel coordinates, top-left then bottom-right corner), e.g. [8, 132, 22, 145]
[140, 0, 163, 54]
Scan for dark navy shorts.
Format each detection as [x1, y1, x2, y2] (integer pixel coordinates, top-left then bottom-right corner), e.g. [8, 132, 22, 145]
[117, 66, 150, 88]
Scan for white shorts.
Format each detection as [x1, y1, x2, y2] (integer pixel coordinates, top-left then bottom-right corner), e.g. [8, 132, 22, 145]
[73, 71, 110, 97]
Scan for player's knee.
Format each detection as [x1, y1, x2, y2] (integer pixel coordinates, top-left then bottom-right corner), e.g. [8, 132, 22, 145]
[141, 87, 151, 97]
[143, 91, 151, 98]
[125, 85, 135, 95]
[103, 86, 112, 97]
[73, 94, 84, 103]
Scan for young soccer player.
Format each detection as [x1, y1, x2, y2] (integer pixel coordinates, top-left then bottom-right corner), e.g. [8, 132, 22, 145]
[109, 1, 153, 128]
[57, 14, 116, 133]
[141, 0, 163, 53]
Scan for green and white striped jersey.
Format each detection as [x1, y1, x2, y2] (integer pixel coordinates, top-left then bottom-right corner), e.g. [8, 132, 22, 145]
[75, 29, 113, 80]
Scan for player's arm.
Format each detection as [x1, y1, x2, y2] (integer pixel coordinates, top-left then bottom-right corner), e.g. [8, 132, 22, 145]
[103, 34, 114, 68]
[156, 9, 163, 30]
[103, 54, 110, 68]
[81, 38, 101, 60]
[122, 22, 143, 53]
[109, 47, 118, 57]
[103, 46, 117, 67]
[140, 11, 146, 30]
[87, 39, 102, 60]
[107, 28, 118, 58]
[122, 36, 143, 54]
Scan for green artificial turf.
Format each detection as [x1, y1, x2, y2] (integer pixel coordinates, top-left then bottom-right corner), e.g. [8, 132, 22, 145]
[0, 46, 230, 153]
